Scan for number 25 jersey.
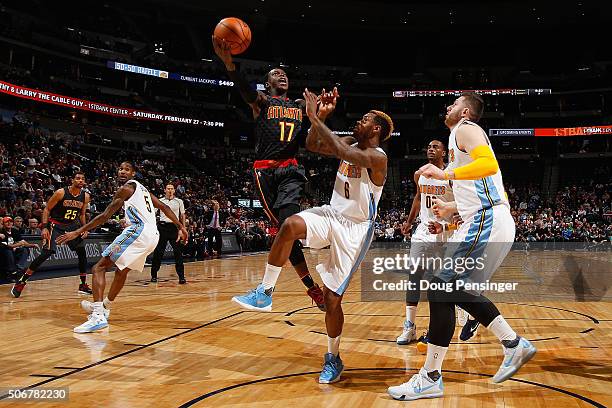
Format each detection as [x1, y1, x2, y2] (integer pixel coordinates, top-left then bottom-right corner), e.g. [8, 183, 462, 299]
[255, 95, 303, 160]
[124, 180, 157, 226]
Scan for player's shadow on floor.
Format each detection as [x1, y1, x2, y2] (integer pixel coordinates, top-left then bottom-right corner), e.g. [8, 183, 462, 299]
[540, 357, 612, 383]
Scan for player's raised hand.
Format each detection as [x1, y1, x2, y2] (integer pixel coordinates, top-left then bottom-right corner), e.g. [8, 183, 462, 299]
[41, 227, 50, 242]
[303, 88, 319, 120]
[211, 35, 233, 68]
[417, 163, 446, 180]
[56, 230, 80, 245]
[317, 87, 339, 120]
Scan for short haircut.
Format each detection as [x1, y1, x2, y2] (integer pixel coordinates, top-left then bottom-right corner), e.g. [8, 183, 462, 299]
[122, 161, 138, 173]
[370, 110, 394, 141]
[73, 170, 85, 178]
[461, 92, 485, 122]
[431, 139, 447, 151]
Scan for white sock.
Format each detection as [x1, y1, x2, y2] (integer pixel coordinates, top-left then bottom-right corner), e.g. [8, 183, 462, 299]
[92, 302, 104, 315]
[262, 264, 282, 290]
[424, 343, 448, 373]
[406, 305, 417, 325]
[103, 297, 112, 309]
[487, 315, 517, 342]
[327, 334, 341, 356]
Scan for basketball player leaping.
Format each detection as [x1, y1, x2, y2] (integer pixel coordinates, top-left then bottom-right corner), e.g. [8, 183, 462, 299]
[235, 88, 392, 384]
[57, 162, 187, 333]
[388, 93, 536, 401]
[213, 36, 327, 310]
[11, 171, 92, 298]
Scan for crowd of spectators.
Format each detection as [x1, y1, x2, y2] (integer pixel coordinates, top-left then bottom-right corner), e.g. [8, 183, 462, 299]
[0, 114, 610, 280]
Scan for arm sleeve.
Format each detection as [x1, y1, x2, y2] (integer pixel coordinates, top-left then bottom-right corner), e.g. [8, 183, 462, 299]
[452, 145, 499, 180]
[226, 69, 258, 104]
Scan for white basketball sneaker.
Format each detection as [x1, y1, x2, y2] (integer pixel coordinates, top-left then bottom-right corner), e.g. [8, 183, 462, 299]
[74, 312, 108, 333]
[80, 300, 110, 319]
[388, 367, 444, 401]
[396, 320, 417, 345]
[492, 337, 536, 383]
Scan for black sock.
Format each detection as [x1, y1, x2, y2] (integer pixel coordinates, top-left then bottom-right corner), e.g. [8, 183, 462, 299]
[301, 274, 315, 289]
[264, 287, 274, 296]
[502, 336, 520, 349]
[79, 273, 87, 285]
[18, 271, 32, 284]
[427, 370, 441, 382]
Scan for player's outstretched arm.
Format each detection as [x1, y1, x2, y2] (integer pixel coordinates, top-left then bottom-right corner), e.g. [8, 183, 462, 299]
[56, 184, 135, 244]
[151, 194, 188, 242]
[304, 89, 386, 172]
[212, 35, 266, 113]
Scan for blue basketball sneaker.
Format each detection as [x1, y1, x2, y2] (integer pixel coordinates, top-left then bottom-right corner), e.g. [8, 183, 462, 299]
[231, 284, 272, 312]
[319, 353, 344, 384]
[492, 337, 536, 383]
[388, 368, 444, 401]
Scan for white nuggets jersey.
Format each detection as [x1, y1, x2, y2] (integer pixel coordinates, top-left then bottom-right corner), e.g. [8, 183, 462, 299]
[446, 119, 509, 219]
[330, 146, 386, 223]
[124, 180, 157, 226]
[417, 174, 454, 225]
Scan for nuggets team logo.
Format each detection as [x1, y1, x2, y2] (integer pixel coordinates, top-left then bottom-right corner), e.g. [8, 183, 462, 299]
[109, 244, 122, 256]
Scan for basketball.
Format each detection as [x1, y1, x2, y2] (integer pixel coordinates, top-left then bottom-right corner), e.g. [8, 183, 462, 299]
[214, 17, 251, 55]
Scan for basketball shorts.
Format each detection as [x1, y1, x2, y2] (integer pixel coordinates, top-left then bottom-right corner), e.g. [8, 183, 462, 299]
[297, 205, 375, 295]
[102, 223, 159, 272]
[253, 164, 307, 223]
[437, 204, 515, 290]
[47, 221, 84, 252]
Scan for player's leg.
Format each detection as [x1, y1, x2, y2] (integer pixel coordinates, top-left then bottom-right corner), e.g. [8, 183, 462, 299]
[319, 286, 345, 384]
[73, 246, 92, 295]
[150, 227, 168, 282]
[277, 203, 325, 310]
[232, 214, 307, 312]
[74, 256, 117, 333]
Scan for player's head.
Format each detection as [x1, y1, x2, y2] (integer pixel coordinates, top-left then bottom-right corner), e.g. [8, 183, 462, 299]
[72, 171, 86, 188]
[352, 110, 394, 145]
[444, 93, 485, 128]
[165, 183, 175, 198]
[427, 139, 447, 163]
[264, 68, 288, 94]
[118, 161, 137, 182]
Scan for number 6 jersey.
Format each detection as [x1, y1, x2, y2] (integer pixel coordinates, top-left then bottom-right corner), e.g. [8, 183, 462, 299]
[330, 145, 386, 224]
[124, 180, 157, 226]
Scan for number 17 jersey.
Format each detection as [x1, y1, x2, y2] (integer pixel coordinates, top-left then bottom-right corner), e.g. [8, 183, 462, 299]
[255, 95, 303, 160]
[124, 180, 157, 226]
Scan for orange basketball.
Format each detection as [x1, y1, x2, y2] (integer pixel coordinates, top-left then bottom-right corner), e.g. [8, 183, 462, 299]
[214, 17, 251, 55]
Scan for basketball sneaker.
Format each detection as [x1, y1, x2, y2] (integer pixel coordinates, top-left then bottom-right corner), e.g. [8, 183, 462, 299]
[80, 300, 110, 319]
[492, 337, 536, 383]
[416, 331, 429, 354]
[78, 283, 93, 295]
[387, 368, 444, 401]
[319, 353, 344, 384]
[396, 320, 417, 345]
[74, 312, 108, 333]
[459, 319, 480, 341]
[306, 283, 326, 311]
[10, 282, 26, 298]
[231, 284, 272, 312]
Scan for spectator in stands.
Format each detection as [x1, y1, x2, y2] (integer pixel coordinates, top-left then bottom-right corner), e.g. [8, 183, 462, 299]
[0, 217, 39, 281]
[204, 200, 224, 256]
[13, 216, 25, 235]
[26, 218, 41, 235]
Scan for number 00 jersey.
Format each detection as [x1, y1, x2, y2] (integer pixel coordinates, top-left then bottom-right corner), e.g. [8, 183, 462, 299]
[124, 180, 157, 226]
[330, 146, 386, 224]
[417, 174, 454, 225]
[49, 187, 86, 225]
[255, 95, 303, 160]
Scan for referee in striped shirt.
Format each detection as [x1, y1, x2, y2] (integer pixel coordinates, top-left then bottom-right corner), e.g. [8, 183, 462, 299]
[151, 183, 187, 284]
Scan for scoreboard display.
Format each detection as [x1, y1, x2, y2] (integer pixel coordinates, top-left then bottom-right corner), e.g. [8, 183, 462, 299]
[393, 89, 552, 97]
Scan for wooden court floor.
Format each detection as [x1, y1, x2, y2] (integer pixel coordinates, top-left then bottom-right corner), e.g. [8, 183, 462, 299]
[0, 250, 610, 407]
